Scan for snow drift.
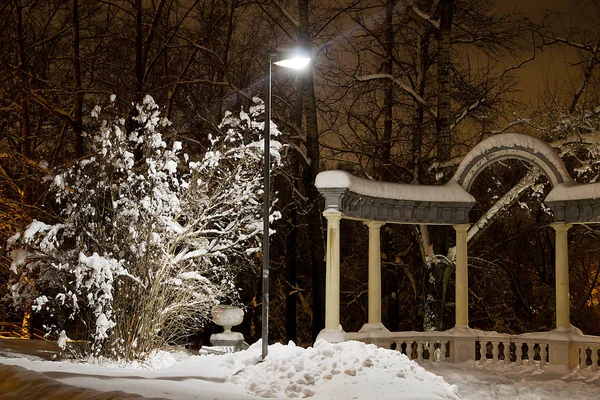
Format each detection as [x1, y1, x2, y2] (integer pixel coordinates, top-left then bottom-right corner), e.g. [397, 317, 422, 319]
[228, 340, 460, 399]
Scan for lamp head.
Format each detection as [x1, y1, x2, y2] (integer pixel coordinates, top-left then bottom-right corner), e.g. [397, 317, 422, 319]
[272, 48, 312, 69]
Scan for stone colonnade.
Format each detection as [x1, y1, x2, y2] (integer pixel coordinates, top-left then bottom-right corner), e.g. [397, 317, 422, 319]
[317, 212, 573, 340]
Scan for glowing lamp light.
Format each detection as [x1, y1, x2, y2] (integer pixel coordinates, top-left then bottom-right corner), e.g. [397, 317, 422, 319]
[273, 56, 311, 69]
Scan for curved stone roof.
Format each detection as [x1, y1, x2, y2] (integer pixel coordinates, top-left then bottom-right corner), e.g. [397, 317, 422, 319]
[315, 171, 474, 225]
[317, 133, 600, 225]
[453, 133, 573, 191]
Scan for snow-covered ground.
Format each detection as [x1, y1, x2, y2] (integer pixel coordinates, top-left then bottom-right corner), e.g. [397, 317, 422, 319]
[1, 340, 599, 399]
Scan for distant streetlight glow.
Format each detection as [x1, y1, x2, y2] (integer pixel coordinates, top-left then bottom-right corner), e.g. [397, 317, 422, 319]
[262, 48, 311, 361]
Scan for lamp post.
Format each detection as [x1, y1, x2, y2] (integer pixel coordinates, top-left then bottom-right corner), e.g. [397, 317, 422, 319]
[262, 48, 311, 360]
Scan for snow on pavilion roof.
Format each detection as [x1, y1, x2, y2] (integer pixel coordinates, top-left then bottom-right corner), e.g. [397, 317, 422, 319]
[546, 182, 600, 223]
[453, 133, 573, 191]
[315, 170, 475, 225]
[547, 182, 600, 202]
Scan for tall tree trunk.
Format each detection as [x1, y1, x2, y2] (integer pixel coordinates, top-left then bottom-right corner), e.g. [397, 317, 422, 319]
[436, 0, 453, 163]
[412, 30, 431, 183]
[285, 74, 306, 344]
[431, 0, 454, 330]
[14, 0, 33, 208]
[72, 0, 84, 158]
[298, 0, 325, 340]
[13, 0, 34, 328]
[381, 0, 397, 335]
[285, 201, 299, 342]
[380, 0, 396, 181]
[128, 0, 166, 136]
[14, 0, 31, 161]
[217, 0, 235, 122]
[134, 0, 144, 102]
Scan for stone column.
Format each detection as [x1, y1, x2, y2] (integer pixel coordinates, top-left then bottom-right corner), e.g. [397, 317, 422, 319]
[317, 209, 345, 342]
[552, 223, 572, 331]
[454, 224, 470, 328]
[359, 221, 388, 334]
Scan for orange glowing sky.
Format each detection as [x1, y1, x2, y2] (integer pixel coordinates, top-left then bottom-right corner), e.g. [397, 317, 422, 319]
[500, 0, 586, 104]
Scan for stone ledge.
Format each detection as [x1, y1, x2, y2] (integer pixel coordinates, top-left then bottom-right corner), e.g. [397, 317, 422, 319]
[546, 199, 600, 223]
[319, 188, 473, 225]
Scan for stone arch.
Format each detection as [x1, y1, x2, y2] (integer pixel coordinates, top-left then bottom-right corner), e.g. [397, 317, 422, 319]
[453, 133, 573, 192]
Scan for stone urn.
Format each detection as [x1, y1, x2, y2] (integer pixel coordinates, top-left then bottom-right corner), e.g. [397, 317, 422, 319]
[209, 305, 246, 351]
[211, 305, 244, 334]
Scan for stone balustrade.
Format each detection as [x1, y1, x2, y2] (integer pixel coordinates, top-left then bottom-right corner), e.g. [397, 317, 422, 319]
[347, 330, 452, 362]
[572, 335, 600, 370]
[344, 328, 600, 369]
[473, 333, 548, 366]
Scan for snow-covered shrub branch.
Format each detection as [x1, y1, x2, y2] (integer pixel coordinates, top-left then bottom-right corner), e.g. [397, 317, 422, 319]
[7, 95, 281, 359]
[532, 97, 600, 182]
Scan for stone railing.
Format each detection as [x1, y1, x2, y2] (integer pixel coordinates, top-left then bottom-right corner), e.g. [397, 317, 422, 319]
[473, 331, 549, 366]
[572, 334, 600, 370]
[347, 330, 453, 362]
[345, 328, 576, 366]
[347, 326, 600, 369]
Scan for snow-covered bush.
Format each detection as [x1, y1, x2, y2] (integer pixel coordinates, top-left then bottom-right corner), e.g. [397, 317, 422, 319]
[7, 95, 281, 359]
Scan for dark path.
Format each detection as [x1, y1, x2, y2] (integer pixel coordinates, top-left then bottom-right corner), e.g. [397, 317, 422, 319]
[0, 338, 59, 360]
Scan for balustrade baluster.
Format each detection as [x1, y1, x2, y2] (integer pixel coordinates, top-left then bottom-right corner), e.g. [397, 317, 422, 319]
[431, 340, 438, 361]
[590, 346, 598, 371]
[491, 341, 499, 362]
[437, 340, 446, 362]
[477, 341, 484, 364]
[408, 338, 415, 359]
[515, 342, 523, 365]
[503, 342, 509, 364]
[526, 341, 534, 364]
[586, 346, 592, 368]
[540, 343, 547, 366]
[416, 341, 424, 361]
[579, 346, 585, 368]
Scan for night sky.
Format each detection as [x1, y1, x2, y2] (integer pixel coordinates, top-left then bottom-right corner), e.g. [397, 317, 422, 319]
[500, 0, 585, 103]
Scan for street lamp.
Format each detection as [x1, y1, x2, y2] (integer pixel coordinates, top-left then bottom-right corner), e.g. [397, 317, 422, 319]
[262, 48, 311, 360]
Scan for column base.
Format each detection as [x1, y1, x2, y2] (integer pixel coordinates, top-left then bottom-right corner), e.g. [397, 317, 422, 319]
[316, 327, 346, 343]
[358, 322, 390, 336]
[448, 326, 477, 363]
[546, 325, 583, 369]
[553, 324, 583, 334]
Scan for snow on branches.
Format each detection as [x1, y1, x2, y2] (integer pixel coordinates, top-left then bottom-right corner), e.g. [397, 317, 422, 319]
[7, 95, 281, 359]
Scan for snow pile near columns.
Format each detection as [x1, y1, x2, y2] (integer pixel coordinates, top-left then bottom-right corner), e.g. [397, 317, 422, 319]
[229, 340, 460, 399]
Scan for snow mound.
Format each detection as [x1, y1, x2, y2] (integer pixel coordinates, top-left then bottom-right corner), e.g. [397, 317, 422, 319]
[229, 340, 460, 399]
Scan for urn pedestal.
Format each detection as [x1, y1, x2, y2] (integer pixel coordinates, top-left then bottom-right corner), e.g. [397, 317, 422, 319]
[206, 305, 247, 353]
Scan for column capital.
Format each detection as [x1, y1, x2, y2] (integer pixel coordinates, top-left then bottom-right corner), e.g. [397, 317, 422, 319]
[453, 224, 470, 233]
[551, 222, 573, 232]
[323, 209, 343, 222]
[364, 220, 385, 229]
